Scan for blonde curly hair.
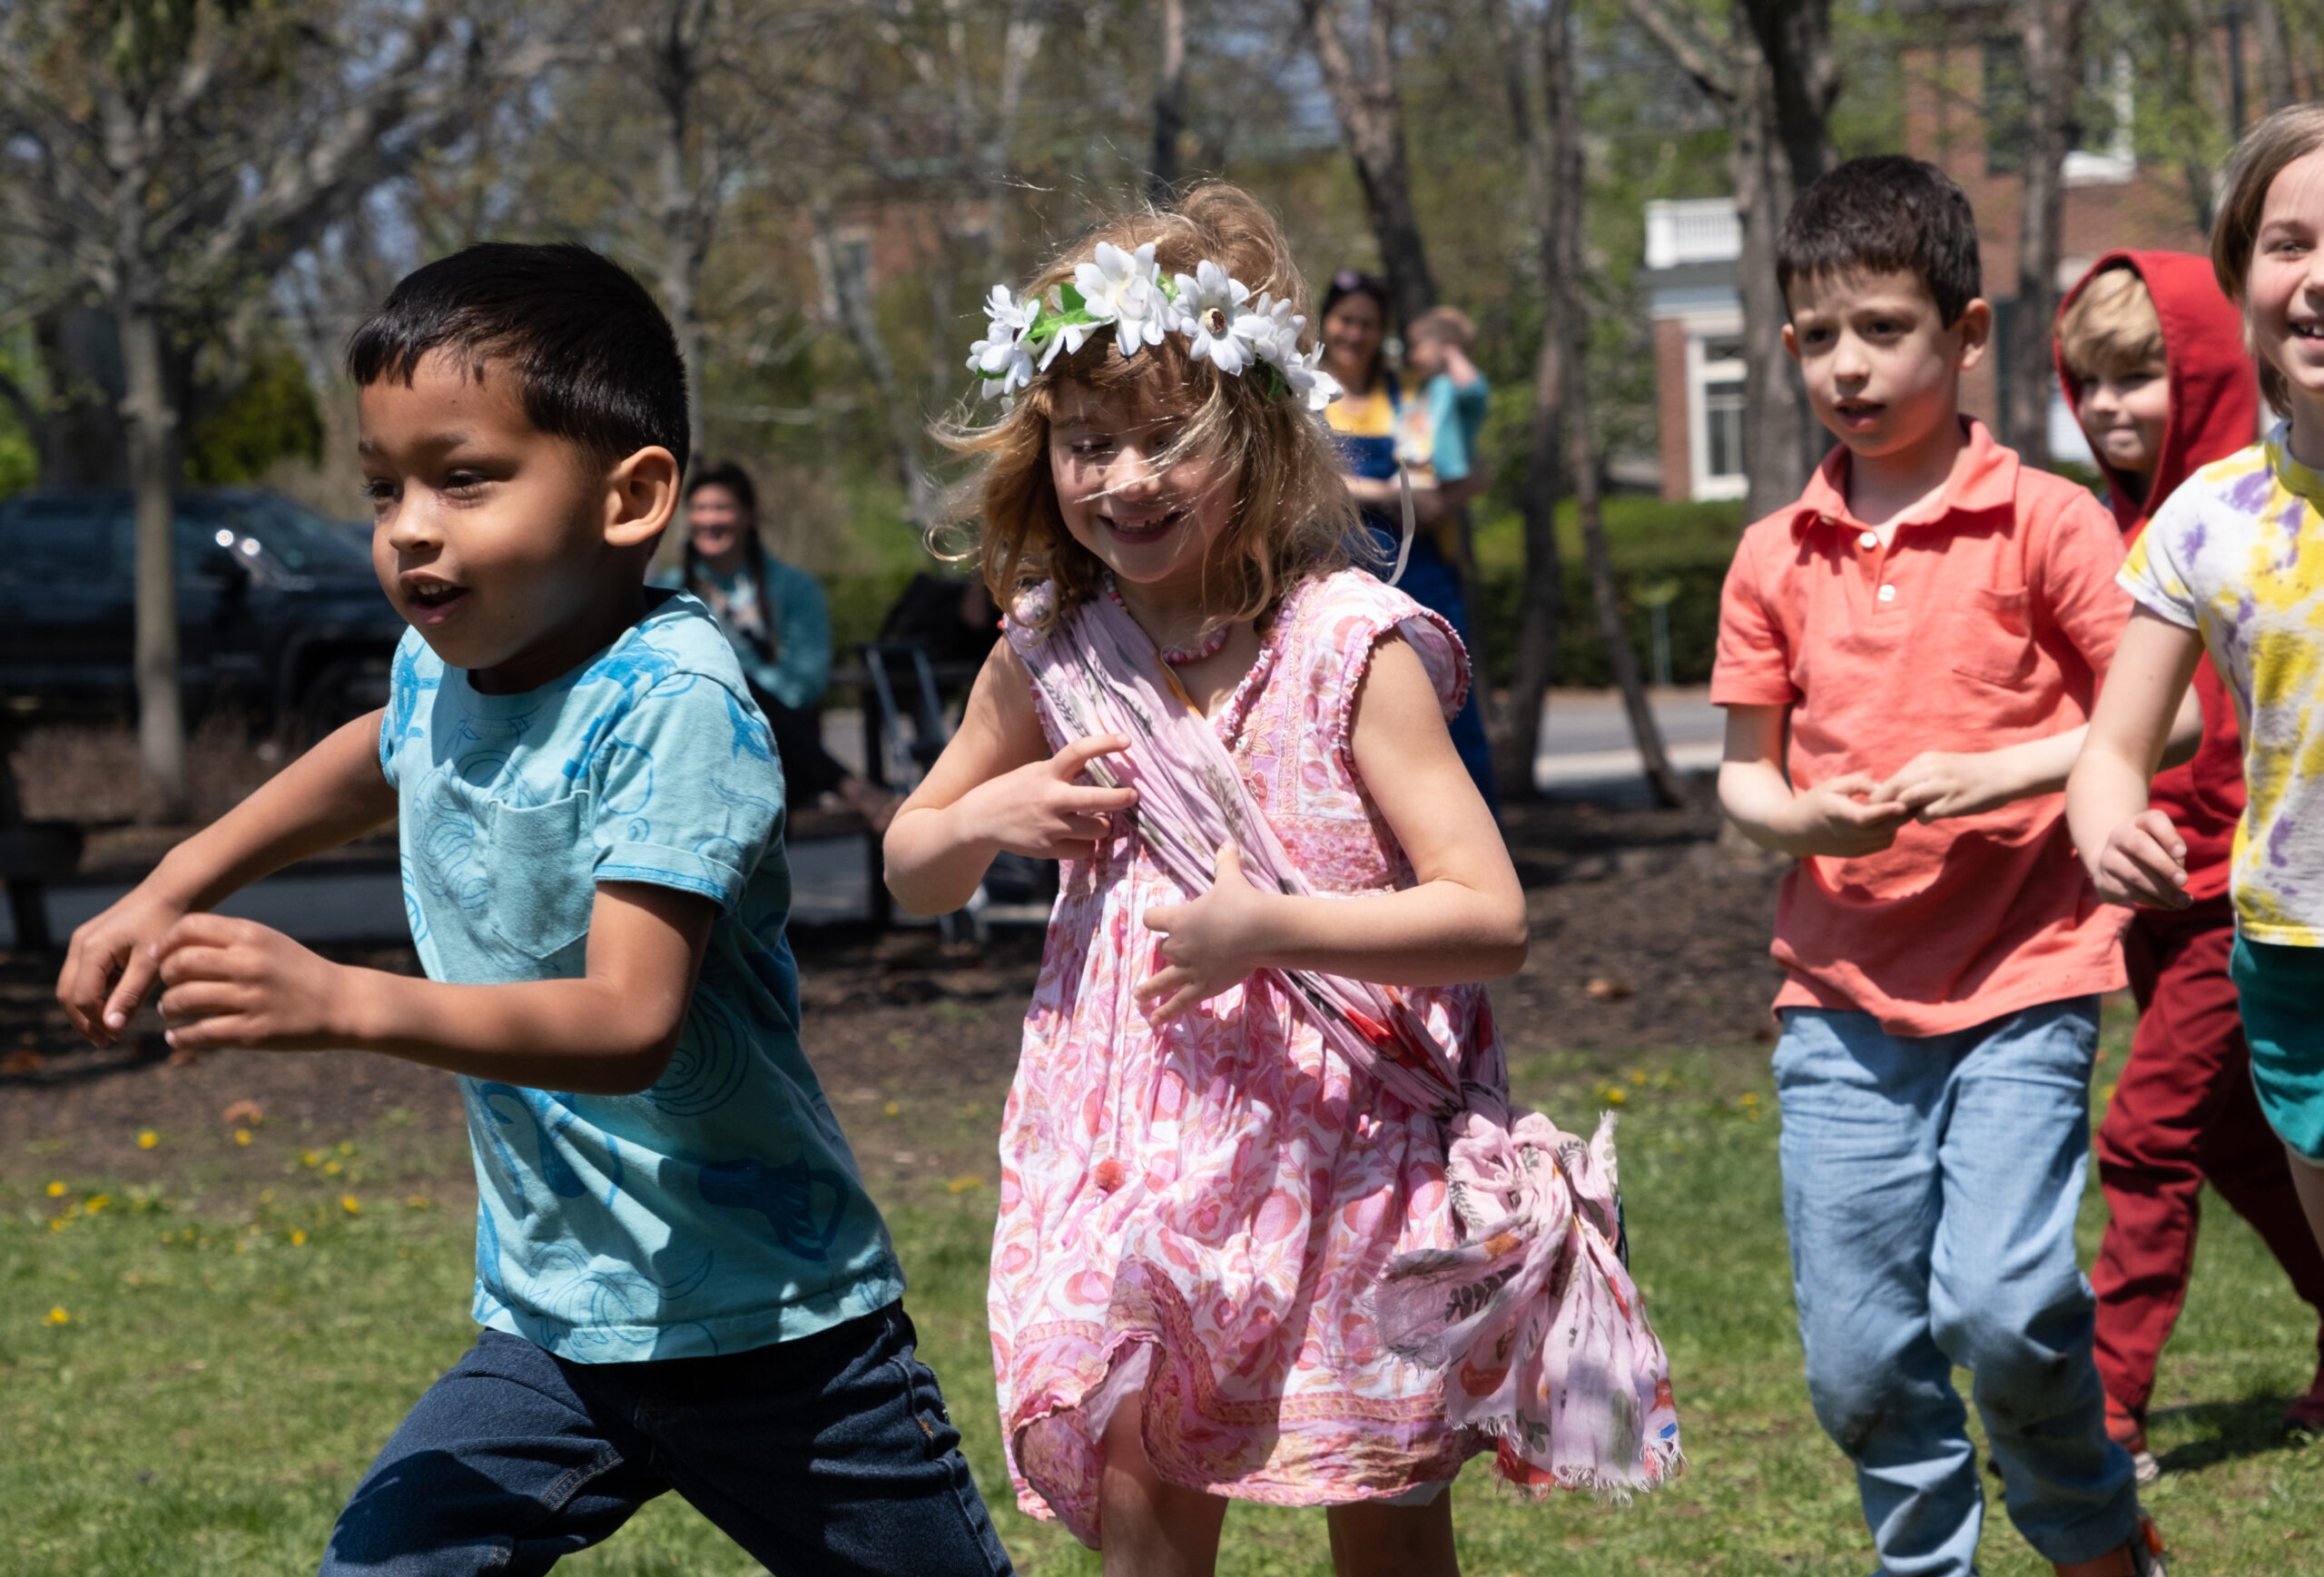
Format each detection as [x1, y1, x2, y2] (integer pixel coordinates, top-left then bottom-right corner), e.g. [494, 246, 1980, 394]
[935, 182, 1364, 636]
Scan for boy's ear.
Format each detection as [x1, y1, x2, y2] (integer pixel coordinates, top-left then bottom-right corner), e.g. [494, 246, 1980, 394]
[602, 446, 681, 549]
[1951, 299, 1994, 372]
[1781, 322, 1800, 363]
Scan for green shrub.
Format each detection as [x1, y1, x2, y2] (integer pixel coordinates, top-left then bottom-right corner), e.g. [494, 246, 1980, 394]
[1470, 497, 1744, 688]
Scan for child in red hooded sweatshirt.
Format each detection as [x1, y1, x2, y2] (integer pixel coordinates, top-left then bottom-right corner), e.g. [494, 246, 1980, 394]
[2055, 251, 2324, 1481]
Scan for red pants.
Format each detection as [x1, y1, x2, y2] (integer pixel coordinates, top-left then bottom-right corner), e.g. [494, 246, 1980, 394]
[2092, 897, 2324, 1415]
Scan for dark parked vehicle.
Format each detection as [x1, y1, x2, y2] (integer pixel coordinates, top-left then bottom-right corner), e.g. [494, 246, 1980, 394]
[0, 488, 403, 735]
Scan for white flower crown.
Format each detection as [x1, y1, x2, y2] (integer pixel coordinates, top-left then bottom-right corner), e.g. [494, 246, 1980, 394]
[967, 241, 1344, 412]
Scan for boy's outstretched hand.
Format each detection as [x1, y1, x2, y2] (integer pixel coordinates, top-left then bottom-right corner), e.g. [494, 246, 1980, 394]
[153, 915, 350, 1053]
[57, 889, 193, 1047]
[2087, 810, 2192, 910]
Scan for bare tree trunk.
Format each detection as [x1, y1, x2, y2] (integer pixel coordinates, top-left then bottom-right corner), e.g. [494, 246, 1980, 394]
[2007, 0, 2087, 467]
[1300, 0, 1437, 328]
[1500, 0, 1560, 797]
[1547, 1, 1685, 808]
[813, 216, 932, 536]
[1620, 0, 1837, 516]
[119, 293, 186, 821]
[1149, 0, 1187, 200]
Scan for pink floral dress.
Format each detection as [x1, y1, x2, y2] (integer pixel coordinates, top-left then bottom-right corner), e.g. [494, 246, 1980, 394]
[989, 569, 1500, 1543]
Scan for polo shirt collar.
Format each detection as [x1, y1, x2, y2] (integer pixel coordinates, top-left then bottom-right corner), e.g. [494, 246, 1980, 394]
[1786, 418, 2018, 537]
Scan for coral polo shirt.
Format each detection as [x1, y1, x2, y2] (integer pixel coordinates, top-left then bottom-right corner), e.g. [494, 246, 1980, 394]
[1712, 421, 2132, 1036]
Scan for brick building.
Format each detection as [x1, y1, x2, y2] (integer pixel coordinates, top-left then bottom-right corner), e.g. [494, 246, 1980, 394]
[1645, 37, 2215, 502]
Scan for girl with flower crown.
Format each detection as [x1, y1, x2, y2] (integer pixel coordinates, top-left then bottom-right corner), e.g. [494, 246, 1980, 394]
[885, 184, 1678, 1575]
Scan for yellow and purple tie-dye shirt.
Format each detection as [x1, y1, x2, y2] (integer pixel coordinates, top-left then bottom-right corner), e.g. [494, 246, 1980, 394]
[2122, 425, 2324, 945]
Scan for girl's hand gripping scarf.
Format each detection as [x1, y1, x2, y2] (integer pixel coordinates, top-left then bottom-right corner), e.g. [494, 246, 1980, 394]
[1006, 583, 1681, 1496]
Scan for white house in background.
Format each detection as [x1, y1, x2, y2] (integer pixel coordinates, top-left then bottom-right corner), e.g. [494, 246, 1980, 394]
[1640, 28, 2217, 503]
[1644, 198, 1749, 502]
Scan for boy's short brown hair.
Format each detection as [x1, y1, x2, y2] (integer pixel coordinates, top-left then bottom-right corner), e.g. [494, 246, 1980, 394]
[1777, 154, 1982, 325]
[2056, 266, 2166, 381]
[1406, 305, 1475, 350]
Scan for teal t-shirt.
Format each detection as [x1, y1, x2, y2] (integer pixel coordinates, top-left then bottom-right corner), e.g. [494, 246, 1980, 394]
[379, 590, 903, 1361]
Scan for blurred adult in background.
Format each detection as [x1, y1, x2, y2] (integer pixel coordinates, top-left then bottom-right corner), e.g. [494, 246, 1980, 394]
[1319, 270, 1497, 808]
[655, 462, 897, 827]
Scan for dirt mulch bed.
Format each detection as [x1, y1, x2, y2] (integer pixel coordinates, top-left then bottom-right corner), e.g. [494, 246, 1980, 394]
[1, 789, 1790, 1195]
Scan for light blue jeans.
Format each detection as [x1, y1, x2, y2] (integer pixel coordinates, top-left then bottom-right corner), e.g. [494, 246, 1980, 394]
[1773, 999, 2140, 1576]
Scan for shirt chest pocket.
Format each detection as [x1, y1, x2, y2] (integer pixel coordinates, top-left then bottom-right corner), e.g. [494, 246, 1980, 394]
[484, 793, 597, 966]
[1946, 586, 2039, 688]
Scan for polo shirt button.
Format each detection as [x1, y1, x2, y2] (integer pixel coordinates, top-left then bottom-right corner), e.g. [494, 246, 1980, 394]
[1877, 584, 1896, 602]
[1858, 530, 1878, 549]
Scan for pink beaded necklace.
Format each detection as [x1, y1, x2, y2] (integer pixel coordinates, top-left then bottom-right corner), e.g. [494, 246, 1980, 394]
[1102, 576, 1229, 665]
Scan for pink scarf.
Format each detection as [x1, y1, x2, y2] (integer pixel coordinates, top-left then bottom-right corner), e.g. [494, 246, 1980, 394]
[1007, 580, 1682, 1497]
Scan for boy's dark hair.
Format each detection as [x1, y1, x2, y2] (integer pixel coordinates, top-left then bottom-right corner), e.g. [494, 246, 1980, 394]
[347, 241, 690, 476]
[1777, 155, 1983, 326]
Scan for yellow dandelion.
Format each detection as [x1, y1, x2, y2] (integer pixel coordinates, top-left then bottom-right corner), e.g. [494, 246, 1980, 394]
[233, 1129, 252, 1147]
[883, 1100, 901, 1118]
[289, 1229, 307, 1246]
[259, 1188, 275, 1204]
[136, 1129, 158, 1149]
[340, 1195, 360, 1215]
[338, 1141, 355, 1156]
[42, 1306, 68, 1326]
[1604, 1088, 1627, 1106]
[85, 1194, 110, 1213]
[405, 1196, 432, 1210]
[1628, 1070, 1648, 1086]
[946, 1175, 987, 1195]
[323, 1159, 342, 1176]
[300, 1149, 321, 1167]
[47, 1217, 65, 1233]
[44, 1181, 64, 1198]
[1740, 1091, 1760, 1106]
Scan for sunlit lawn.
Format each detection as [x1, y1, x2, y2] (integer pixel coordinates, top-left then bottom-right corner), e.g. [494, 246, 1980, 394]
[7, 1015, 2321, 1574]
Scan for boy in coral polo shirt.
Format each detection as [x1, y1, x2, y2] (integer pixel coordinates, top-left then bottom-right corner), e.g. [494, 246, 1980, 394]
[1714, 157, 2187, 1577]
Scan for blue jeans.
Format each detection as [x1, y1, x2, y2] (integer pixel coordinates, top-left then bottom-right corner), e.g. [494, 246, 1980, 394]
[1773, 1000, 2139, 1576]
[319, 1303, 1013, 1576]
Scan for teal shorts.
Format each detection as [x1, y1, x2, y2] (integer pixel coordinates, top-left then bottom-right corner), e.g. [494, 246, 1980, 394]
[2230, 935, 2324, 1163]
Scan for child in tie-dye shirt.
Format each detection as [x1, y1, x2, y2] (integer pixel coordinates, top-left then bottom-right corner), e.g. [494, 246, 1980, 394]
[2070, 104, 2324, 1262]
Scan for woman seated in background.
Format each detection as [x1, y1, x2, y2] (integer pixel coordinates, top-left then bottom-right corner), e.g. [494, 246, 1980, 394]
[1318, 270, 1497, 808]
[655, 461, 898, 828]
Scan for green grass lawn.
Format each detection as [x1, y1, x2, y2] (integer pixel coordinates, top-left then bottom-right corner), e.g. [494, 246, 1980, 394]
[7, 1029, 2321, 1574]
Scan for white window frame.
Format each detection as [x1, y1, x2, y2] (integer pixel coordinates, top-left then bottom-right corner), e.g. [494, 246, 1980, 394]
[1685, 314, 1748, 501]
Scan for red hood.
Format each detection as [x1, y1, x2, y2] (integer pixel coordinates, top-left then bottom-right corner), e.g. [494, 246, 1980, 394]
[2053, 250, 2259, 532]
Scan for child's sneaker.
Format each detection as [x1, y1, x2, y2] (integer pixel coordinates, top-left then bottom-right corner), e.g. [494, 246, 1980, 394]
[2105, 1395, 2160, 1485]
[2281, 1362, 2324, 1438]
[2052, 1513, 2167, 1577]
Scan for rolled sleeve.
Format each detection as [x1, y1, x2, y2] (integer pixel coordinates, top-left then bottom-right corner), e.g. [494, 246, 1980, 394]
[1710, 532, 1798, 706]
[590, 674, 781, 912]
[2037, 489, 2132, 680]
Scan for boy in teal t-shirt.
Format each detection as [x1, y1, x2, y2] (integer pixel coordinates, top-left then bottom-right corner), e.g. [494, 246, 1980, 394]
[58, 242, 1011, 1576]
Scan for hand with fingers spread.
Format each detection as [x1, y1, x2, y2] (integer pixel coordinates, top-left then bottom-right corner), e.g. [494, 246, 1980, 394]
[1782, 772, 1915, 858]
[2086, 809, 2193, 910]
[1137, 843, 1277, 1023]
[954, 732, 1139, 862]
[56, 888, 197, 1048]
[153, 914, 352, 1054]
